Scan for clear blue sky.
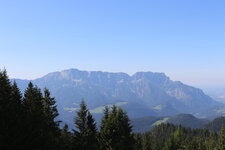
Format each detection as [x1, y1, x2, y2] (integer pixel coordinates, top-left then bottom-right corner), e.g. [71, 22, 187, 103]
[0, 0, 224, 87]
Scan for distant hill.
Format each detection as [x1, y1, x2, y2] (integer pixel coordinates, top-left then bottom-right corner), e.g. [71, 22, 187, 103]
[204, 116, 225, 132]
[131, 114, 209, 133]
[132, 115, 225, 133]
[13, 68, 224, 125]
[131, 116, 165, 133]
[167, 114, 209, 128]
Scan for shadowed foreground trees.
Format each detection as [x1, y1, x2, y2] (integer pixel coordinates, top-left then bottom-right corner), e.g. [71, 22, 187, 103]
[100, 105, 135, 150]
[0, 70, 24, 149]
[73, 100, 99, 150]
[73, 101, 135, 150]
[0, 69, 225, 150]
[0, 69, 60, 150]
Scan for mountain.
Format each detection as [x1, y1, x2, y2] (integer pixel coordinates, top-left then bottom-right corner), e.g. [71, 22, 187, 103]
[201, 86, 225, 103]
[13, 68, 224, 125]
[167, 114, 209, 128]
[131, 114, 209, 133]
[204, 116, 225, 132]
[131, 116, 165, 133]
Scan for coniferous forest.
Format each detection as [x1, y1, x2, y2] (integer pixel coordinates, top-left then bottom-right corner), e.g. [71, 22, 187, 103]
[0, 69, 225, 150]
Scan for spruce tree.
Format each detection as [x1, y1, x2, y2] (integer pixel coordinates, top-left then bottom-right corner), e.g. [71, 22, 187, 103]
[0, 69, 11, 104]
[162, 127, 184, 150]
[142, 133, 152, 150]
[11, 81, 23, 107]
[9, 81, 25, 149]
[23, 82, 46, 149]
[205, 132, 217, 150]
[218, 126, 225, 150]
[100, 105, 134, 150]
[0, 69, 13, 149]
[86, 112, 98, 150]
[99, 106, 110, 150]
[42, 88, 61, 149]
[0, 70, 24, 149]
[43, 88, 59, 122]
[59, 124, 73, 150]
[73, 100, 98, 150]
[0, 69, 62, 150]
[134, 133, 143, 150]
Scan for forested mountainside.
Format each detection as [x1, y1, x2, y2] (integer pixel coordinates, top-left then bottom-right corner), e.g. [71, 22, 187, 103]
[205, 116, 225, 132]
[132, 114, 209, 133]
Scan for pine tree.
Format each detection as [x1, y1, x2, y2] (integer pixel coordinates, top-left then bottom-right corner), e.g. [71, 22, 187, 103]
[162, 127, 184, 150]
[0, 69, 63, 150]
[0, 70, 24, 149]
[100, 105, 134, 150]
[142, 133, 152, 150]
[59, 124, 73, 150]
[73, 100, 98, 150]
[23, 82, 46, 150]
[134, 133, 143, 150]
[11, 81, 23, 107]
[117, 108, 134, 150]
[99, 106, 110, 150]
[218, 126, 225, 150]
[42, 88, 61, 149]
[205, 132, 217, 150]
[101, 106, 109, 127]
[0, 69, 13, 149]
[9, 81, 25, 149]
[43, 88, 59, 122]
[86, 112, 98, 150]
[0, 69, 11, 104]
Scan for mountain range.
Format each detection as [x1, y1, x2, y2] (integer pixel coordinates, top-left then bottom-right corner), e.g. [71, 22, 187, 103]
[13, 68, 225, 126]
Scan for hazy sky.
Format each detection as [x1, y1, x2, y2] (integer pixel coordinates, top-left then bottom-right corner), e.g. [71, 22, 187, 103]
[0, 0, 225, 87]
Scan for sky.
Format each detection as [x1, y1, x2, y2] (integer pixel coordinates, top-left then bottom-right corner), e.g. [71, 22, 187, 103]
[0, 0, 225, 87]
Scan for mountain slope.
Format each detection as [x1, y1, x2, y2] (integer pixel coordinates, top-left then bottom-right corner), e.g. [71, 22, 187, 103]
[131, 114, 209, 133]
[204, 116, 225, 132]
[13, 68, 223, 125]
[167, 114, 209, 128]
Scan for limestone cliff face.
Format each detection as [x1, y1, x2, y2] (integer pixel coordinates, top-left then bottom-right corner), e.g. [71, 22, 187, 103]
[14, 68, 222, 125]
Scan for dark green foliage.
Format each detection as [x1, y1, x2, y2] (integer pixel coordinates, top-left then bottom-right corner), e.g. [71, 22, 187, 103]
[100, 105, 135, 150]
[59, 124, 73, 150]
[132, 114, 210, 133]
[205, 116, 225, 132]
[132, 116, 164, 133]
[162, 127, 185, 150]
[205, 132, 218, 150]
[133, 123, 222, 150]
[11, 81, 23, 107]
[142, 133, 152, 150]
[0, 70, 24, 150]
[167, 114, 209, 128]
[73, 100, 98, 150]
[86, 112, 99, 149]
[42, 88, 61, 149]
[134, 133, 143, 150]
[23, 82, 47, 149]
[43, 88, 59, 125]
[0, 69, 62, 150]
[218, 126, 225, 150]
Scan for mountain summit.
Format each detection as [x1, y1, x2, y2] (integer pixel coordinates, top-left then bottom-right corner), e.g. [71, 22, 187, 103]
[14, 69, 224, 125]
